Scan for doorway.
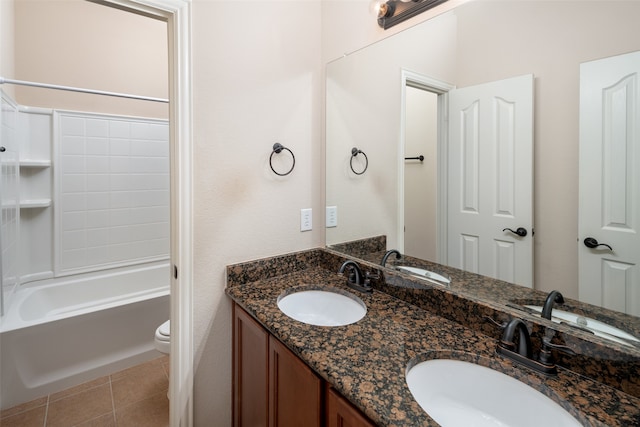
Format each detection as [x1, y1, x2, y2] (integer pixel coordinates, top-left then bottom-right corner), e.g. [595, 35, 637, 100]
[403, 86, 439, 261]
[400, 71, 534, 287]
[96, 2, 194, 425]
[399, 70, 453, 264]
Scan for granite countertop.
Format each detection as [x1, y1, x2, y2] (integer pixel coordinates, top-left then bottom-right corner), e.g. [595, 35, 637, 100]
[226, 254, 640, 426]
[329, 237, 640, 346]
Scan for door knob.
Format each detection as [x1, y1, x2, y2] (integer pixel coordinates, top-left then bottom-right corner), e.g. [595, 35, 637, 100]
[584, 237, 613, 251]
[0, 146, 5, 152]
[503, 227, 527, 237]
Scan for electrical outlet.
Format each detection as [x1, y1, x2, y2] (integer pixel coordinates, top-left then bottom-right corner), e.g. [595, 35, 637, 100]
[326, 206, 337, 227]
[301, 208, 312, 232]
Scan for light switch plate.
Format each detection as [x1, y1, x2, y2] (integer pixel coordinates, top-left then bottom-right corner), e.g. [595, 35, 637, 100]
[326, 206, 337, 227]
[301, 208, 312, 232]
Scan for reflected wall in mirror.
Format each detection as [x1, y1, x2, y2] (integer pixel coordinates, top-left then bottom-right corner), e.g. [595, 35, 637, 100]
[325, 0, 640, 315]
[403, 85, 438, 262]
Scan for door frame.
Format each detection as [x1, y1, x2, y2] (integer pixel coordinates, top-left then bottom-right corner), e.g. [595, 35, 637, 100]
[399, 69, 454, 263]
[97, 1, 193, 425]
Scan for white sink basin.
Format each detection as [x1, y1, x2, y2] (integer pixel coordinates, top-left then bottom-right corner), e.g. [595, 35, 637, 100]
[396, 266, 451, 284]
[406, 359, 581, 427]
[525, 305, 640, 347]
[277, 289, 366, 327]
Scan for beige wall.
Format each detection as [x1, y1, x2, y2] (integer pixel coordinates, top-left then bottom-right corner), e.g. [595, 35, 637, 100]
[404, 87, 438, 261]
[191, 1, 323, 424]
[13, 0, 167, 118]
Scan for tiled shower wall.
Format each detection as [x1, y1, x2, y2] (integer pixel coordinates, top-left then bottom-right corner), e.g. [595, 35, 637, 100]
[56, 112, 169, 275]
[0, 92, 19, 316]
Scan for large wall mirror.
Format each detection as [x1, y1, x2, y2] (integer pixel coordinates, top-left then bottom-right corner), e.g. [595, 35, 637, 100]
[326, 0, 640, 321]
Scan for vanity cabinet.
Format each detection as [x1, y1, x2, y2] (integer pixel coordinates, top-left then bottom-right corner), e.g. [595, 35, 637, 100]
[269, 335, 322, 426]
[233, 303, 374, 427]
[326, 387, 376, 427]
[233, 304, 269, 427]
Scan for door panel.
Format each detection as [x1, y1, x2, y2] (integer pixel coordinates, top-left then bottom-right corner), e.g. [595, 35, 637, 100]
[461, 234, 479, 273]
[579, 51, 640, 316]
[494, 240, 515, 281]
[448, 74, 534, 287]
[269, 335, 321, 427]
[461, 101, 480, 213]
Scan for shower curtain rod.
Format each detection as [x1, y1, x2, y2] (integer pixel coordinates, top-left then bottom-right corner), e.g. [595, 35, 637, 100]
[0, 77, 169, 103]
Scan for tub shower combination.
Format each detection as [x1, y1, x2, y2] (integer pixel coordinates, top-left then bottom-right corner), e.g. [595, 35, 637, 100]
[0, 83, 170, 410]
[0, 262, 169, 409]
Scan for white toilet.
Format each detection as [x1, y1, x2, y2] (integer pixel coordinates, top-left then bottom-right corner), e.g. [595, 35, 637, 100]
[154, 320, 171, 354]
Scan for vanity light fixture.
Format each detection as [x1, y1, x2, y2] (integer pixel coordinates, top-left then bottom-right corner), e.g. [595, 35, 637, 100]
[376, 0, 449, 29]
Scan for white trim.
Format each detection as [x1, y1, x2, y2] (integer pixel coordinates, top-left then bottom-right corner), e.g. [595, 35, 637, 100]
[399, 69, 454, 262]
[99, 1, 193, 426]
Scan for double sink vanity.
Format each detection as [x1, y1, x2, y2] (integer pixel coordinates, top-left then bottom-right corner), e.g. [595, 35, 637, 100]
[226, 243, 640, 426]
[227, 1, 640, 424]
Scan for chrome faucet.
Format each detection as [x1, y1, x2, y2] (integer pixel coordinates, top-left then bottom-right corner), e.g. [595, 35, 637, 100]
[380, 249, 401, 266]
[541, 290, 564, 320]
[338, 260, 374, 293]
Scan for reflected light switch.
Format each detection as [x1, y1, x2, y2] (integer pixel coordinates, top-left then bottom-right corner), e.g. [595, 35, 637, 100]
[326, 206, 337, 228]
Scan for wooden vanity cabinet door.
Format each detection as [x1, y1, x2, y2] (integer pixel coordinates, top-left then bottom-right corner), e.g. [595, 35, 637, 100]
[326, 387, 376, 427]
[268, 335, 322, 427]
[233, 304, 269, 427]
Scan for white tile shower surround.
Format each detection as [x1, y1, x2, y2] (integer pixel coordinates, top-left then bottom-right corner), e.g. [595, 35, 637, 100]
[56, 112, 169, 274]
[1, 93, 20, 315]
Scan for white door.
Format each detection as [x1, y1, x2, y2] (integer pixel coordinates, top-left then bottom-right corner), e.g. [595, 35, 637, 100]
[447, 74, 534, 287]
[579, 51, 640, 316]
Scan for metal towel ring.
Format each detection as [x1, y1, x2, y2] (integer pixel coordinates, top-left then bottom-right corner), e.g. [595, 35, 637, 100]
[350, 147, 368, 175]
[269, 143, 295, 176]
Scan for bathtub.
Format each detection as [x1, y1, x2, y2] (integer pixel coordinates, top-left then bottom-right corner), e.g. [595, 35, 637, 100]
[0, 261, 170, 410]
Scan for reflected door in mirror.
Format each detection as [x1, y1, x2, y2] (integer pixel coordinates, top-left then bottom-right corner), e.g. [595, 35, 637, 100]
[447, 74, 534, 288]
[579, 51, 640, 316]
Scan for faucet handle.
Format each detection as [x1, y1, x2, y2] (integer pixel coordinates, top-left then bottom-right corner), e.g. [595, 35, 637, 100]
[364, 270, 380, 282]
[542, 337, 576, 356]
[338, 269, 355, 282]
[539, 329, 576, 368]
[484, 316, 507, 329]
[542, 328, 576, 355]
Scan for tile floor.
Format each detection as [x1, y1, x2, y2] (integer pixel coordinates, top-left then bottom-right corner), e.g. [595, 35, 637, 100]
[0, 355, 169, 427]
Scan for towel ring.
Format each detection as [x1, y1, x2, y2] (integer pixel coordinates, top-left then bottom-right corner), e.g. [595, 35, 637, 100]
[270, 143, 295, 176]
[350, 147, 368, 175]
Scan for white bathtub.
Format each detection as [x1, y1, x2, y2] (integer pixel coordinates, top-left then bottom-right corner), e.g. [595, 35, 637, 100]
[0, 261, 170, 410]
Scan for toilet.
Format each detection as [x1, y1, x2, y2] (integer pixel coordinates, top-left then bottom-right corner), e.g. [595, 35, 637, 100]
[154, 320, 171, 354]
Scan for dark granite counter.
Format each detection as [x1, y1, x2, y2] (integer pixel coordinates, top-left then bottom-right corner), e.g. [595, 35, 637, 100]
[329, 235, 640, 348]
[328, 237, 640, 399]
[226, 249, 640, 427]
